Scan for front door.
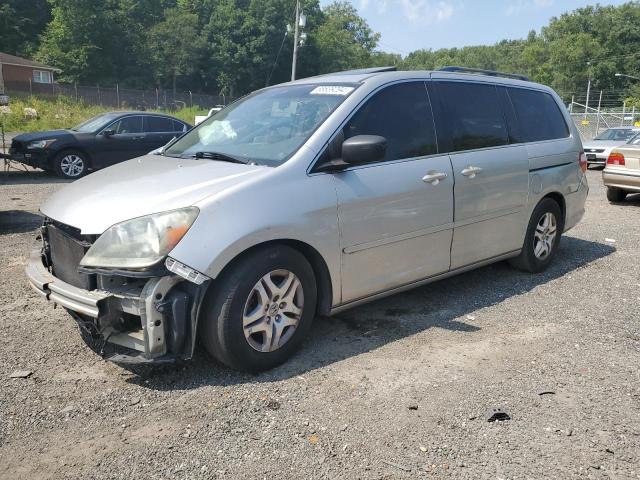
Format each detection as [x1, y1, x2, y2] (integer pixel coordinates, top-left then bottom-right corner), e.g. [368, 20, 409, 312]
[331, 81, 454, 303]
[430, 80, 530, 269]
[94, 115, 148, 166]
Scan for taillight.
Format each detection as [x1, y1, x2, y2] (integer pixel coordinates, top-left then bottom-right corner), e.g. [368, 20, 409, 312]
[607, 152, 625, 166]
[578, 151, 587, 172]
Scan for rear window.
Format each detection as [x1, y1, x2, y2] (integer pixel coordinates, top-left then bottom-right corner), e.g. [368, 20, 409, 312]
[508, 88, 569, 142]
[145, 116, 174, 133]
[594, 128, 637, 141]
[433, 82, 509, 152]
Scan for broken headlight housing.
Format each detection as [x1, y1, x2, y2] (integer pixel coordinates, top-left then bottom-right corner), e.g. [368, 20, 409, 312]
[80, 207, 199, 270]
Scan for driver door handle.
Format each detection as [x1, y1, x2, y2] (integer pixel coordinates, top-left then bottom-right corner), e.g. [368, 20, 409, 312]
[461, 165, 483, 178]
[422, 171, 448, 185]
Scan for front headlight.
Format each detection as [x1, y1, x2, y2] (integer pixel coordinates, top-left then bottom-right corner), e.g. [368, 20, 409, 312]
[27, 139, 57, 149]
[80, 207, 199, 269]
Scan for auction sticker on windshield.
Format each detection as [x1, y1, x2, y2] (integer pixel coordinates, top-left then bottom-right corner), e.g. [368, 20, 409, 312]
[310, 86, 354, 96]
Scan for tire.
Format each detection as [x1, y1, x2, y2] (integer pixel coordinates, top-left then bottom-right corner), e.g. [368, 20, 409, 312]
[53, 150, 88, 179]
[509, 198, 564, 273]
[606, 187, 627, 203]
[200, 245, 317, 372]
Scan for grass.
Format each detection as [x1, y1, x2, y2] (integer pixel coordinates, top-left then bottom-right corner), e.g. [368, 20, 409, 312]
[0, 95, 208, 133]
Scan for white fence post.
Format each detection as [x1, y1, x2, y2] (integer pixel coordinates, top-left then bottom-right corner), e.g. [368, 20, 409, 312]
[594, 90, 603, 134]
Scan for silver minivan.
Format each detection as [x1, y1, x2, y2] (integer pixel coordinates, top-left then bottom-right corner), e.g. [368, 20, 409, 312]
[26, 67, 588, 372]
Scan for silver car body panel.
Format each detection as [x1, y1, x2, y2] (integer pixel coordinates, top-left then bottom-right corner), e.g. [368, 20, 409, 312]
[31, 69, 587, 336]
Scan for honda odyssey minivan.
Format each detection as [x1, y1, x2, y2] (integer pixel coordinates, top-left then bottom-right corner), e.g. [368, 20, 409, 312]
[26, 66, 588, 372]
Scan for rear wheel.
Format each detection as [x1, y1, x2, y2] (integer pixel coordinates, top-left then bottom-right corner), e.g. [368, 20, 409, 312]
[606, 187, 627, 202]
[54, 150, 88, 179]
[510, 198, 563, 273]
[200, 245, 317, 372]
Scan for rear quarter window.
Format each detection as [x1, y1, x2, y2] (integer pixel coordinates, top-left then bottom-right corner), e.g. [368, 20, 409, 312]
[508, 88, 569, 142]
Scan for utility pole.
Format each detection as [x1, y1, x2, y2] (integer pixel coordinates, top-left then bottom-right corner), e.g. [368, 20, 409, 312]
[291, 0, 300, 81]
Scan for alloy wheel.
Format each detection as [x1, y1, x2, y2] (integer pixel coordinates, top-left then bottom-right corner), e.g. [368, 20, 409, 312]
[242, 269, 304, 352]
[533, 212, 557, 260]
[60, 154, 85, 177]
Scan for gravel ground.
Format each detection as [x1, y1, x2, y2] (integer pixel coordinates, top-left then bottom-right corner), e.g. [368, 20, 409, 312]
[0, 168, 639, 479]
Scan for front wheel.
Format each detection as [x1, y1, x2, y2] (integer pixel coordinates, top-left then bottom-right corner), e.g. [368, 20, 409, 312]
[54, 150, 88, 179]
[200, 245, 317, 372]
[510, 198, 563, 273]
[606, 187, 627, 202]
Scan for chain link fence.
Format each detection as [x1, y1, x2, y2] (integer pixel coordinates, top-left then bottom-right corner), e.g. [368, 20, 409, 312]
[569, 101, 639, 141]
[3, 80, 228, 110]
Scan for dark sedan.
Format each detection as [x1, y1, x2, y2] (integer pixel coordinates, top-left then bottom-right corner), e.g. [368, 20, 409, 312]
[9, 112, 191, 178]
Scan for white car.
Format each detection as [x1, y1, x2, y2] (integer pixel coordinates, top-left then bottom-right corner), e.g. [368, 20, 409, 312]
[194, 105, 225, 125]
[583, 127, 640, 167]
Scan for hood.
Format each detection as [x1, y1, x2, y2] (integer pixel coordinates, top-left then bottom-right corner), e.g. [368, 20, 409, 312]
[14, 129, 74, 142]
[41, 155, 269, 234]
[583, 139, 629, 150]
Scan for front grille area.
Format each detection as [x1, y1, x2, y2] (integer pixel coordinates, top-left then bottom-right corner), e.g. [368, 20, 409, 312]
[46, 221, 96, 290]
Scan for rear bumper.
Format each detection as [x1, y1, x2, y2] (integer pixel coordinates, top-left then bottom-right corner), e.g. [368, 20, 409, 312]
[585, 153, 606, 164]
[602, 168, 640, 193]
[25, 247, 206, 363]
[586, 157, 606, 165]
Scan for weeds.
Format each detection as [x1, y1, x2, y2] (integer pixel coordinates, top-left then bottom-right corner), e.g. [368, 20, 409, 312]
[0, 96, 208, 132]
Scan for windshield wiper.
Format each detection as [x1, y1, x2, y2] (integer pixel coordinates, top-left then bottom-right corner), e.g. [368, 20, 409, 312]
[192, 151, 250, 164]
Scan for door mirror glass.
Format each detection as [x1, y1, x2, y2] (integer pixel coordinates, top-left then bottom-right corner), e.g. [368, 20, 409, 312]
[342, 135, 387, 165]
[102, 129, 115, 137]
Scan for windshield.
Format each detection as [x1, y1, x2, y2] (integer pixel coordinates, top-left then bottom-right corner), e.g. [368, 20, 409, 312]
[594, 128, 638, 141]
[165, 83, 356, 166]
[72, 113, 119, 133]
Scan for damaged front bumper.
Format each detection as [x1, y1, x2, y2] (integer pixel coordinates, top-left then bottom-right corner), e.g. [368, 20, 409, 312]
[25, 247, 208, 364]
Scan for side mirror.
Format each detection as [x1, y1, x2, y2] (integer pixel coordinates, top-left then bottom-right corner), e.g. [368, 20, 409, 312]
[342, 135, 387, 165]
[102, 129, 115, 137]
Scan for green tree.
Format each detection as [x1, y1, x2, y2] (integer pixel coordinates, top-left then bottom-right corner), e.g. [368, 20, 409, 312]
[313, 1, 380, 73]
[148, 7, 206, 94]
[37, 0, 130, 84]
[0, 0, 51, 57]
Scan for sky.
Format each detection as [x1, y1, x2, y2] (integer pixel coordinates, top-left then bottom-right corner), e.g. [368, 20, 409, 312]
[318, 0, 629, 56]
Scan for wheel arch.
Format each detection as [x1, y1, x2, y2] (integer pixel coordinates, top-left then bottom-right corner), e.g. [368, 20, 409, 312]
[541, 191, 566, 228]
[52, 146, 93, 169]
[214, 239, 334, 317]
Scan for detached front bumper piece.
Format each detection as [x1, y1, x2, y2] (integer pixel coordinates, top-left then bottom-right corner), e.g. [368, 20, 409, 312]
[25, 248, 207, 364]
[26, 248, 108, 317]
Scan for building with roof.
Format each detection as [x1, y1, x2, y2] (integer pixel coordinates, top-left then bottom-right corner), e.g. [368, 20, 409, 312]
[0, 52, 61, 93]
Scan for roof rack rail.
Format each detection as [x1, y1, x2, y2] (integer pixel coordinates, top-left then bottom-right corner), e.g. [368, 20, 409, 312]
[327, 66, 397, 76]
[438, 66, 530, 82]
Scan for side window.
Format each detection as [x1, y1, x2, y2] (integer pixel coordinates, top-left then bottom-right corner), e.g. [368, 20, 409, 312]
[145, 116, 174, 133]
[111, 116, 142, 134]
[342, 81, 437, 162]
[508, 88, 569, 142]
[434, 82, 509, 152]
[173, 120, 187, 133]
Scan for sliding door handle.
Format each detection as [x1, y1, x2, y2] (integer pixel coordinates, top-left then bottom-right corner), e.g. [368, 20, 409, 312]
[422, 171, 448, 185]
[461, 165, 483, 178]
